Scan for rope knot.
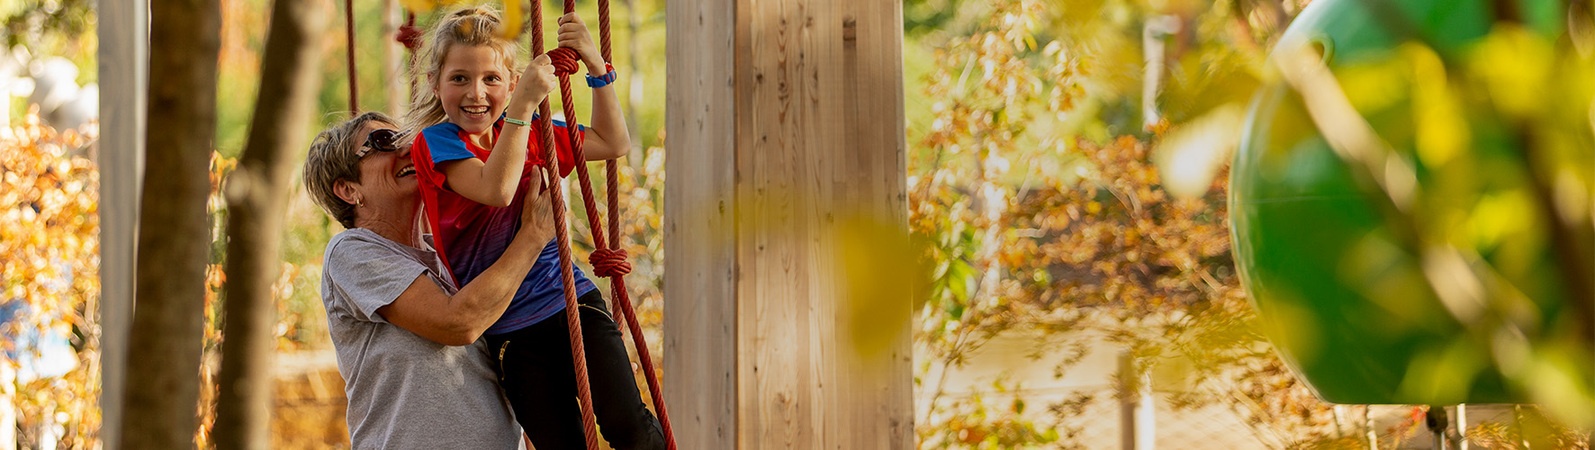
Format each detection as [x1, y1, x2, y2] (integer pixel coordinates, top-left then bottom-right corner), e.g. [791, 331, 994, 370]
[396, 19, 424, 50]
[589, 248, 632, 278]
[547, 47, 583, 77]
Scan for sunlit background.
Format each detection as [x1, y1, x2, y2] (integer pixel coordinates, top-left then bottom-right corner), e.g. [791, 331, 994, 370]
[3, 0, 1593, 448]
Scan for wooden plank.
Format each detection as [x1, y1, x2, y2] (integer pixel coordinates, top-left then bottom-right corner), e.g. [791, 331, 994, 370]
[667, 0, 908, 447]
[663, 0, 738, 447]
[838, 1, 913, 448]
[95, 0, 147, 446]
[734, 0, 909, 447]
[738, 0, 806, 446]
[809, 1, 843, 447]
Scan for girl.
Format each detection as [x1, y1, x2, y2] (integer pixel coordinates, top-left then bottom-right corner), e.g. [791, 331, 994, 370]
[404, 6, 664, 450]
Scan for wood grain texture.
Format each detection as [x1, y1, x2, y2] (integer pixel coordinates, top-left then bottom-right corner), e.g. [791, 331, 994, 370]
[664, 0, 738, 448]
[666, 0, 909, 447]
[837, 1, 913, 448]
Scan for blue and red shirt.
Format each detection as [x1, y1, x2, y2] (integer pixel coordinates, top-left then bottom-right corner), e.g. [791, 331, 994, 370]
[410, 116, 597, 335]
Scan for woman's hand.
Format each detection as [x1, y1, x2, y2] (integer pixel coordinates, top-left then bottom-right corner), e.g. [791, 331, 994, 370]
[519, 171, 557, 247]
[510, 54, 557, 117]
[379, 170, 555, 346]
[557, 13, 607, 75]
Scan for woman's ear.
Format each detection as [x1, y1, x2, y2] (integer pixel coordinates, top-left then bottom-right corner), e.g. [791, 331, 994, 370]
[333, 179, 361, 206]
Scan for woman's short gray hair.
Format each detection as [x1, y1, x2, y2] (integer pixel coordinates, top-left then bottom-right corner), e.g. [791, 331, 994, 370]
[303, 111, 396, 229]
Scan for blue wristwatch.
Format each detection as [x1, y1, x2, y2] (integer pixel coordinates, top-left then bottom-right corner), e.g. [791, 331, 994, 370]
[586, 63, 618, 88]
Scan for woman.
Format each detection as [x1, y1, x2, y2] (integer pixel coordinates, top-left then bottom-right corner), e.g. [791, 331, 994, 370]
[302, 111, 548, 448]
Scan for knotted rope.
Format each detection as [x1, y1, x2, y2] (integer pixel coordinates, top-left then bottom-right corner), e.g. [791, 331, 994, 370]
[541, 1, 676, 448]
[395, 12, 423, 50]
[526, 0, 600, 447]
[379, 3, 675, 446]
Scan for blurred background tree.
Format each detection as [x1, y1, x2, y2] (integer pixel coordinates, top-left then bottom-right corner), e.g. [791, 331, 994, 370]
[3, 0, 671, 446]
[905, 0, 1350, 446]
[1, 113, 99, 449]
[907, 0, 1590, 448]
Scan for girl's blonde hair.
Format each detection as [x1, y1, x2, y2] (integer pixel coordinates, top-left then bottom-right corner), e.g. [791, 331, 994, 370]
[402, 6, 521, 138]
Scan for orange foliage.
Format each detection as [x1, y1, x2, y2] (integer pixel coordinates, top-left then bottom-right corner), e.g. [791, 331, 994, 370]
[1, 110, 101, 448]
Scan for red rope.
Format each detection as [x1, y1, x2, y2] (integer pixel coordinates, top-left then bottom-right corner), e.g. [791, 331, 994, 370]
[396, 13, 423, 51]
[548, 47, 583, 76]
[530, 3, 601, 449]
[400, 12, 420, 101]
[543, 1, 678, 447]
[588, 248, 631, 277]
[598, 0, 613, 62]
[344, 0, 359, 111]
[380, 2, 673, 447]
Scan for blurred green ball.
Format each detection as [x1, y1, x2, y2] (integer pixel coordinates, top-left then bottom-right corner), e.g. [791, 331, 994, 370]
[1230, 0, 1573, 404]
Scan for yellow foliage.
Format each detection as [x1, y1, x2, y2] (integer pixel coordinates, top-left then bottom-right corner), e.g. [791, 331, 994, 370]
[1, 111, 101, 448]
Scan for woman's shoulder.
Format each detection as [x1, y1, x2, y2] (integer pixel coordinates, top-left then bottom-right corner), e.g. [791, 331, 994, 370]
[329, 227, 381, 243]
[325, 228, 388, 256]
[324, 229, 444, 279]
[327, 228, 441, 258]
[326, 228, 420, 258]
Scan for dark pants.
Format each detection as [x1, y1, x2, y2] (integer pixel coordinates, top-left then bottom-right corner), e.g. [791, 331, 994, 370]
[484, 290, 666, 450]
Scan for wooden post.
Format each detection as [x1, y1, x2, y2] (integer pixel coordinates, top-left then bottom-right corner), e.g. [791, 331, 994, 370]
[1141, 15, 1178, 131]
[96, 0, 147, 446]
[663, 0, 737, 446]
[664, 0, 911, 448]
[1365, 405, 1380, 450]
[1120, 351, 1155, 450]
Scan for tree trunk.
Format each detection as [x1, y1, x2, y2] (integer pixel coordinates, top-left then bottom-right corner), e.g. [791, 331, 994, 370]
[211, 0, 329, 448]
[121, 0, 220, 447]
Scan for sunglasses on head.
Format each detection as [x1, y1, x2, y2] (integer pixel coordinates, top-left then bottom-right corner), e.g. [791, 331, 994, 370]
[357, 128, 404, 158]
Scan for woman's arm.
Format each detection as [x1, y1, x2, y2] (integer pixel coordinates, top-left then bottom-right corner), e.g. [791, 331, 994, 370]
[376, 189, 556, 345]
[441, 54, 558, 207]
[558, 12, 632, 161]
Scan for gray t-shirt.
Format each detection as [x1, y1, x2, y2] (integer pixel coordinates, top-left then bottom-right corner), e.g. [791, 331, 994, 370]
[321, 228, 522, 449]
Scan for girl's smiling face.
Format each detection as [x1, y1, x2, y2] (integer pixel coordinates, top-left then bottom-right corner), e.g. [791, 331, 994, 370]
[435, 44, 515, 145]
